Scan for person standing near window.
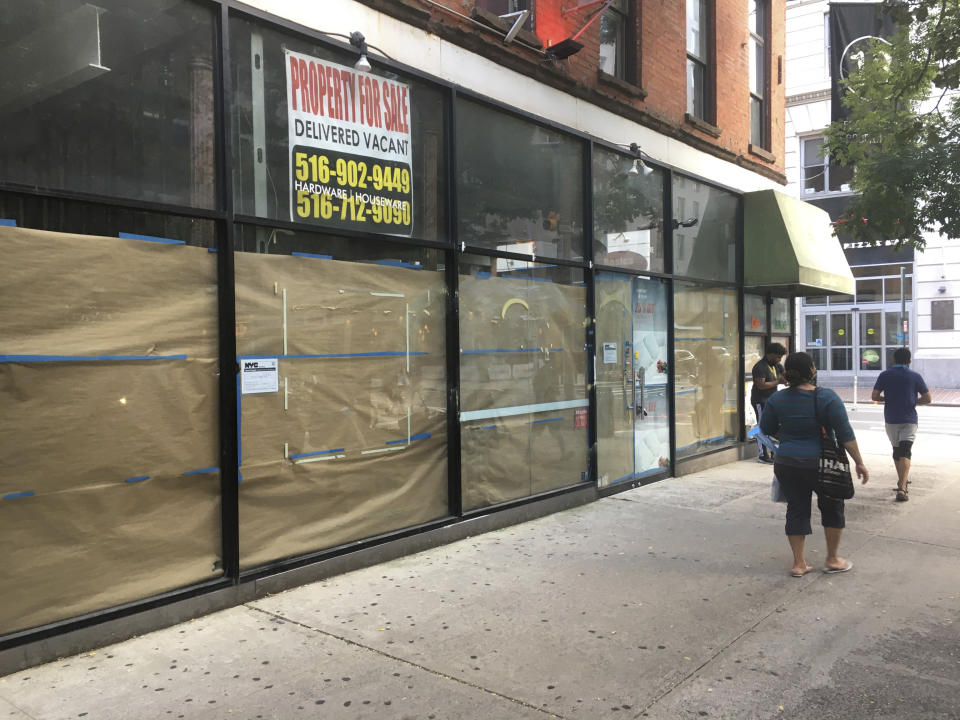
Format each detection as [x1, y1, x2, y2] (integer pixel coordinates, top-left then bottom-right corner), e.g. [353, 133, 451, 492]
[751, 342, 787, 463]
[871, 347, 932, 502]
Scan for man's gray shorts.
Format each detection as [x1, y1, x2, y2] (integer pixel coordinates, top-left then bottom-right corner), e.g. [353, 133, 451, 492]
[886, 423, 917, 444]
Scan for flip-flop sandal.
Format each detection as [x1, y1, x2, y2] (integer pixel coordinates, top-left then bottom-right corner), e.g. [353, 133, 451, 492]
[823, 561, 853, 574]
[895, 489, 909, 502]
[790, 568, 813, 577]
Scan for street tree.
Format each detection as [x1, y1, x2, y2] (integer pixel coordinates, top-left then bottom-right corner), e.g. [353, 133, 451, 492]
[824, 0, 960, 248]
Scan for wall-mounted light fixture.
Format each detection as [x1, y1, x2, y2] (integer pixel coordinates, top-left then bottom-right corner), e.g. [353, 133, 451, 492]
[617, 142, 655, 177]
[500, 10, 530, 44]
[349, 31, 372, 72]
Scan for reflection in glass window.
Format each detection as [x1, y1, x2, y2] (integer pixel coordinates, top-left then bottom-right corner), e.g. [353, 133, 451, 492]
[456, 99, 584, 261]
[885, 311, 907, 345]
[749, 0, 768, 148]
[458, 255, 587, 510]
[0, 193, 221, 634]
[856, 278, 882, 303]
[229, 17, 447, 240]
[233, 226, 448, 569]
[672, 175, 737, 282]
[674, 282, 739, 460]
[593, 146, 664, 273]
[744, 294, 767, 333]
[600, 0, 631, 81]
[686, 0, 709, 119]
[0, 1, 216, 208]
[771, 297, 791, 334]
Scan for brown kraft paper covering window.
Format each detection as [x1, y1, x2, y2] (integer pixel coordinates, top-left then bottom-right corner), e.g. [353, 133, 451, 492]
[0, 227, 221, 635]
[458, 276, 587, 510]
[234, 253, 447, 569]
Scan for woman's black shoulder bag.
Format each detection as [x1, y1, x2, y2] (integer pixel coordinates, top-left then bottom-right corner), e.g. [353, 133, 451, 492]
[813, 388, 855, 500]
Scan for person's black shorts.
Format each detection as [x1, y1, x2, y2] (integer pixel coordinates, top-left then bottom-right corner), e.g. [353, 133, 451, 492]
[774, 463, 845, 535]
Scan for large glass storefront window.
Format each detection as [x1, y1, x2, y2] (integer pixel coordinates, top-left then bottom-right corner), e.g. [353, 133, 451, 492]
[593, 146, 665, 273]
[233, 227, 448, 569]
[456, 98, 584, 261]
[0, 194, 221, 634]
[674, 282, 740, 459]
[459, 255, 588, 510]
[0, 1, 216, 208]
[672, 176, 738, 282]
[229, 16, 448, 241]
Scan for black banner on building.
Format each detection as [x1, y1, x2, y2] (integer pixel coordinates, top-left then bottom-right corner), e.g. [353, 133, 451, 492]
[829, 1, 897, 121]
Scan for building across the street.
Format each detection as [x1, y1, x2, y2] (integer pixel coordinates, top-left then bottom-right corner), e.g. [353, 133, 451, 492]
[0, 0, 855, 672]
[785, 0, 960, 390]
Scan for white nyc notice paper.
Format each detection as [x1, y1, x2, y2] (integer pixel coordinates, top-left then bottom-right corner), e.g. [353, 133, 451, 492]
[240, 358, 279, 394]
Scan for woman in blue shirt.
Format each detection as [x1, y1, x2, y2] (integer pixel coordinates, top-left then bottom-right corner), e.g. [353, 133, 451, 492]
[760, 352, 869, 577]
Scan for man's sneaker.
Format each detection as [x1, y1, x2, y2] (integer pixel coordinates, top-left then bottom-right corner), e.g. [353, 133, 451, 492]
[757, 456, 775, 465]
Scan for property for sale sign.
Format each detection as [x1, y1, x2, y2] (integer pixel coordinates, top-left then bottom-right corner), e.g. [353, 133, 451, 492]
[285, 50, 413, 235]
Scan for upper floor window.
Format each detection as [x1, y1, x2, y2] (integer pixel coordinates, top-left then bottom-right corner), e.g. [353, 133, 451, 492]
[686, 0, 711, 120]
[801, 136, 853, 195]
[749, 0, 769, 148]
[600, 0, 635, 83]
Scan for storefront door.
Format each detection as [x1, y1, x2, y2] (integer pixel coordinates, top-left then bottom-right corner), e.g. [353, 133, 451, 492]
[596, 273, 670, 486]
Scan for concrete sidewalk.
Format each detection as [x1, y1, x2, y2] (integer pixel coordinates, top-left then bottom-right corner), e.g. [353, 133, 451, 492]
[2, 429, 959, 719]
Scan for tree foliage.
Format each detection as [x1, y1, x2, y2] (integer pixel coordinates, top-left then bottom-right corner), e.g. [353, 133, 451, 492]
[824, 0, 960, 248]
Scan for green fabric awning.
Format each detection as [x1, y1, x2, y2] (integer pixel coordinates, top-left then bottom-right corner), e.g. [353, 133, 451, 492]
[743, 189, 854, 296]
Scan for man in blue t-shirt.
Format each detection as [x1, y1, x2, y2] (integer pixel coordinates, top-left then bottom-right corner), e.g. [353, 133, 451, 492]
[872, 347, 931, 502]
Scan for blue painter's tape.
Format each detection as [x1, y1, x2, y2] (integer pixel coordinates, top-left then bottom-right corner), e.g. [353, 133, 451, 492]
[476, 272, 491, 279]
[236, 382, 242, 467]
[385, 432, 432, 446]
[238, 472, 243, 484]
[119, 232, 185, 245]
[614, 473, 634, 484]
[0, 354, 187, 363]
[237, 352, 427, 360]
[676, 388, 698, 396]
[481, 425, 497, 430]
[289, 448, 345, 460]
[528, 417, 563, 424]
[183, 467, 219, 475]
[0, 219, 16, 227]
[376, 260, 422, 269]
[207, 248, 218, 253]
[3, 491, 34, 500]
[291, 252, 333, 260]
[125, 475, 150, 484]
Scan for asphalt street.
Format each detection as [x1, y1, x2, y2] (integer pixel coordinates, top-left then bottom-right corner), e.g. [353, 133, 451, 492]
[1, 408, 958, 719]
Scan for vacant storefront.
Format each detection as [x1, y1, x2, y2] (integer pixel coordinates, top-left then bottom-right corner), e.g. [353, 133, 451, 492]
[0, 0, 851, 662]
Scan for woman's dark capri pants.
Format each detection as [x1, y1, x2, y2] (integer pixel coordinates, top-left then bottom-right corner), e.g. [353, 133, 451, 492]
[774, 463, 845, 535]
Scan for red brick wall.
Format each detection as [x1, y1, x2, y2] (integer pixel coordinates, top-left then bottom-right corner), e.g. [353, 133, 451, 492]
[390, 0, 785, 176]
